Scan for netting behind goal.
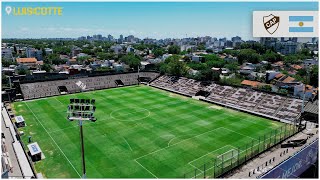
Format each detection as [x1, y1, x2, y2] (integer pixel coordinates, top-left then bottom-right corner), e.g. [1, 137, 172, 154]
[183, 123, 302, 179]
[214, 148, 239, 176]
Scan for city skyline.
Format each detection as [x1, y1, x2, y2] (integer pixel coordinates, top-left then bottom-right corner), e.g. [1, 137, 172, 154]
[2, 2, 318, 40]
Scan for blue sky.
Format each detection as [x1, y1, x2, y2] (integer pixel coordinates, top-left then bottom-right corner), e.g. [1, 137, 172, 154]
[2, 2, 318, 40]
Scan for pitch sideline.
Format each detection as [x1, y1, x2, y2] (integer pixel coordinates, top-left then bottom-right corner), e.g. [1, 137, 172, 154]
[24, 102, 81, 178]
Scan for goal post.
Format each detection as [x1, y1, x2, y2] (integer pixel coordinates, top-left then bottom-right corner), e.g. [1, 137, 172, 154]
[214, 148, 239, 177]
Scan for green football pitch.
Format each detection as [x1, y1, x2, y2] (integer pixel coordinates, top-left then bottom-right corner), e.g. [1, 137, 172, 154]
[13, 85, 284, 178]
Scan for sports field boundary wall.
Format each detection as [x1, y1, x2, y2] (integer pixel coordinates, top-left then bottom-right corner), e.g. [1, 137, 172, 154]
[1, 105, 36, 178]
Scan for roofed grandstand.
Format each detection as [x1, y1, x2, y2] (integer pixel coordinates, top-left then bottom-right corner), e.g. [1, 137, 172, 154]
[19, 72, 159, 100]
[150, 75, 303, 122]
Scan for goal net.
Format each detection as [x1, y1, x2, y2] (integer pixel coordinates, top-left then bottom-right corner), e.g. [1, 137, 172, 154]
[215, 148, 239, 171]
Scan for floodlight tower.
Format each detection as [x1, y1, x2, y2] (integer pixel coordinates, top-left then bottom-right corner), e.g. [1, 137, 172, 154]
[138, 65, 140, 86]
[67, 98, 97, 178]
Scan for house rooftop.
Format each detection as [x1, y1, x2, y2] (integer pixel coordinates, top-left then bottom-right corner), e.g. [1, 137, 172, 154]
[291, 64, 302, 70]
[275, 73, 285, 79]
[16, 58, 37, 63]
[241, 80, 261, 88]
[281, 76, 295, 83]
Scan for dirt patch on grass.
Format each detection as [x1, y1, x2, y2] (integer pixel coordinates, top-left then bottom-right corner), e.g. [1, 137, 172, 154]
[208, 105, 223, 110]
[169, 93, 189, 100]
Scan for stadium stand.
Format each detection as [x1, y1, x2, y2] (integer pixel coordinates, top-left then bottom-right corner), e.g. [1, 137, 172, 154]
[150, 75, 304, 123]
[20, 72, 159, 100]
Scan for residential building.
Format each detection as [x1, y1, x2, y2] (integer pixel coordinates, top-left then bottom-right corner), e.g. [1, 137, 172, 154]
[44, 48, 53, 55]
[71, 47, 82, 57]
[26, 48, 42, 61]
[110, 45, 123, 54]
[304, 58, 318, 67]
[241, 80, 261, 88]
[1, 48, 13, 61]
[191, 55, 204, 62]
[126, 46, 135, 53]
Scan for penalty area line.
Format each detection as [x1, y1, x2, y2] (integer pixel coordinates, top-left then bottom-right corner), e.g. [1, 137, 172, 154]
[134, 159, 158, 179]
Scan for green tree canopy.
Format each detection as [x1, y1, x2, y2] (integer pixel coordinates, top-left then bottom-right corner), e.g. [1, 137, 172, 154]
[262, 50, 283, 63]
[41, 63, 53, 72]
[238, 49, 261, 64]
[168, 45, 181, 54]
[120, 53, 141, 69]
[153, 48, 165, 57]
[224, 62, 239, 73]
[160, 55, 187, 76]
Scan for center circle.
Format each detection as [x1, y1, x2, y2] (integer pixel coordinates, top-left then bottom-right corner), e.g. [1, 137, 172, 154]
[110, 107, 151, 121]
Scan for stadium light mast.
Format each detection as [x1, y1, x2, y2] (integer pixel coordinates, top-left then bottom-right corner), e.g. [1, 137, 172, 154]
[67, 98, 97, 178]
[138, 65, 140, 85]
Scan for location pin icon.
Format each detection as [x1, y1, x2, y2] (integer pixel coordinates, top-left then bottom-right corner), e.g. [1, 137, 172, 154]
[6, 6, 12, 15]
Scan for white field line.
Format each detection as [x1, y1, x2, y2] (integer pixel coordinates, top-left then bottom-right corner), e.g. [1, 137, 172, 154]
[188, 145, 233, 165]
[221, 127, 259, 141]
[187, 145, 233, 173]
[134, 159, 158, 179]
[47, 125, 78, 134]
[110, 107, 151, 121]
[23, 98, 48, 102]
[135, 127, 223, 161]
[191, 145, 239, 179]
[54, 97, 64, 105]
[25, 102, 81, 178]
[189, 163, 204, 173]
[167, 136, 176, 147]
[123, 137, 133, 151]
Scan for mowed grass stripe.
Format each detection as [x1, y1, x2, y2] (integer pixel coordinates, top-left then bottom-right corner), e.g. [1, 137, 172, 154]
[12, 85, 282, 178]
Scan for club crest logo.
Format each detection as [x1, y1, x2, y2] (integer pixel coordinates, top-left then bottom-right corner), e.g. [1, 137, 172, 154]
[263, 14, 280, 34]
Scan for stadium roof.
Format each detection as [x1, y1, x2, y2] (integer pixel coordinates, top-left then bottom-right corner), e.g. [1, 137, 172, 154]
[304, 99, 318, 115]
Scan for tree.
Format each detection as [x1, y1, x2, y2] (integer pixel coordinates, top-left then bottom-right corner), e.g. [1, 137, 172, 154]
[219, 76, 243, 86]
[187, 62, 207, 71]
[133, 44, 147, 51]
[259, 84, 272, 92]
[262, 50, 283, 63]
[238, 42, 266, 54]
[161, 55, 187, 76]
[17, 68, 30, 75]
[197, 44, 206, 51]
[120, 53, 141, 69]
[2, 59, 17, 67]
[42, 48, 47, 58]
[299, 48, 311, 57]
[237, 49, 261, 64]
[278, 89, 288, 95]
[224, 63, 239, 73]
[153, 48, 165, 57]
[45, 53, 65, 65]
[284, 55, 299, 65]
[310, 65, 318, 87]
[168, 45, 181, 54]
[96, 66, 113, 72]
[197, 68, 215, 81]
[41, 63, 53, 72]
[77, 56, 90, 64]
[97, 52, 115, 60]
[202, 54, 226, 68]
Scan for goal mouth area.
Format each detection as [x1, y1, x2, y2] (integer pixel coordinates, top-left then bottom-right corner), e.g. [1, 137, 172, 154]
[215, 148, 239, 168]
